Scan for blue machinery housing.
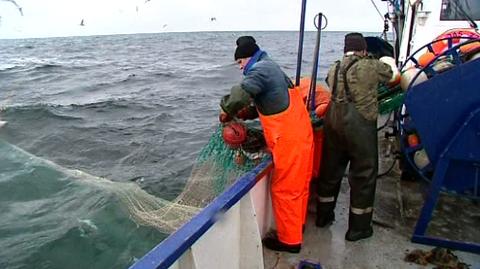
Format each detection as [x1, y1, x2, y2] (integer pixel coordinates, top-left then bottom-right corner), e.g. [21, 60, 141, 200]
[129, 161, 272, 269]
[406, 57, 480, 253]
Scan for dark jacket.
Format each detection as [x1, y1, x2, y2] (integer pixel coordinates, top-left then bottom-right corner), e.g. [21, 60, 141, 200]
[326, 54, 392, 121]
[221, 53, 293, 116]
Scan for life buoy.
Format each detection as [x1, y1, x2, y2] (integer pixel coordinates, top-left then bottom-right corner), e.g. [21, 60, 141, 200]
[431, 28, 480, 55]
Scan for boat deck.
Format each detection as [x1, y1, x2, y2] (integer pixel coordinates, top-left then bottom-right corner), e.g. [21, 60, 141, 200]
[263, 135, 480, 269]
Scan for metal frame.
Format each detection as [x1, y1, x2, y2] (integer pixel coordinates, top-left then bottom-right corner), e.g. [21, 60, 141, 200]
[412, 108, 480, 253]
[404, 50, 480, 253]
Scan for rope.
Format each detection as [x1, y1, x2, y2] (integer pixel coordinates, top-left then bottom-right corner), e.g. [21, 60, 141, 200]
[369, 0, 386, 21]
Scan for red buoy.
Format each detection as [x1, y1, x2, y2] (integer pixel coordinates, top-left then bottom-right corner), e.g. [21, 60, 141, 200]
[222, 122, 247, 149]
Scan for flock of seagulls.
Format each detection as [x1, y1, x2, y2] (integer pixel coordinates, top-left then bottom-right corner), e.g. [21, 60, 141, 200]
[0, 0, 217, 29]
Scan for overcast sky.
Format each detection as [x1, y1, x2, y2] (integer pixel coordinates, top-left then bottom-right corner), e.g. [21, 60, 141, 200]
[0, 0, 389, 39]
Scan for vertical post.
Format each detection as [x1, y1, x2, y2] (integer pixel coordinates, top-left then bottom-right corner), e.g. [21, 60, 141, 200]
[295, 0, 308, 87]
[308, 13, 323, 112]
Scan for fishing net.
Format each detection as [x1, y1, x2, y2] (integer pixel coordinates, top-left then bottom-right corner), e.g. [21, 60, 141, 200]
[1, 121, 267, 235]
[118, 122, 268, 232]
[378, 84, 404, 115]
[175, 123, 268, 207]
[117, 122, 267, 233]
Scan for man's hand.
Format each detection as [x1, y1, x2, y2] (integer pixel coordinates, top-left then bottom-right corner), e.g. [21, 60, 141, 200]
[219, 110, 232, 123]
[236, 105, 258, 120]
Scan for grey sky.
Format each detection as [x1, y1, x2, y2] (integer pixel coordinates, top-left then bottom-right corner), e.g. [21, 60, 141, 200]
[0, 0, 389, 39]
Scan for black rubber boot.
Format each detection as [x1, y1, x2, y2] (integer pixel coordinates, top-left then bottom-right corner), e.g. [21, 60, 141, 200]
[263, 237, 301, 253]
[345, 211, 373, 241]
[315, 210, 335, 227]
[345, 226, 373, 241]
[315, 202, 335, 228]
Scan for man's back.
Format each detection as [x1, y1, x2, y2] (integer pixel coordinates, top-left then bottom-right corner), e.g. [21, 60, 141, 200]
[326, 54, 392, 121]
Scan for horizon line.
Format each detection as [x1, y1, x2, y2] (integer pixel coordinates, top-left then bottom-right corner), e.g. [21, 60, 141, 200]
[0, 29, 383, 40]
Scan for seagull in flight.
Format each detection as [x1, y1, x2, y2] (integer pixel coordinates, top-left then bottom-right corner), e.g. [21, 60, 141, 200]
[80, 19, 85, 26]
[1, 0, 23, 16]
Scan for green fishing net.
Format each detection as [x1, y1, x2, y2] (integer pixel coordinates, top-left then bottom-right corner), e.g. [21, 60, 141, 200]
[378, 84, 405, 115]
[176, 123, 268, 206]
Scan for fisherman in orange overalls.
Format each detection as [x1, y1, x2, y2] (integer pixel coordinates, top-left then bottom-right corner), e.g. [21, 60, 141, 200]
[220, 36, 314, 253]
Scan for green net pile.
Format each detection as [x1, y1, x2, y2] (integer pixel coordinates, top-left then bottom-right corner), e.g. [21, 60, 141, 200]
[175, 123, 268, 208]
[378, 84, 405, 115]
[195, 124, 267, 195]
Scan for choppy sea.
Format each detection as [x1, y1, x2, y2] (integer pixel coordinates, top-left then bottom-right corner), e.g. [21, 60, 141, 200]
[0, 31, 375, 269]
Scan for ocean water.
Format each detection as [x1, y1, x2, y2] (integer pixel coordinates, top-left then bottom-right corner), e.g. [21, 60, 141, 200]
[0, 31, 370, 269]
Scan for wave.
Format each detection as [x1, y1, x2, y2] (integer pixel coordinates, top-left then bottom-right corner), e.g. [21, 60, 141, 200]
[2, 104, 84, 121]
[0, 140, 165, 269]
[0, 57, 105, 73]
[0, 62, 84, 73]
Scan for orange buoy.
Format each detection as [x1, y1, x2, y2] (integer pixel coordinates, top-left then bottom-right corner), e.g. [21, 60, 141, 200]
[407, 134, 420, 147]
[222, 122, 247, 148]
[418, 51, 436, 67]
[460, 41, 480, 54]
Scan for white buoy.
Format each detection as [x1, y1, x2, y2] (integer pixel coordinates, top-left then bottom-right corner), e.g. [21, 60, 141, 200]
[469, 51, 480, 61]
[413, 149, 430, 170]
[380, 56, 401, 86]
[400, 67, 428, 91]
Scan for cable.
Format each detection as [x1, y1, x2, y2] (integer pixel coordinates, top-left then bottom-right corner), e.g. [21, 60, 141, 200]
[377, 154, 398, 178]
[377, 111, 393, 131]
[369, 0, 386, 21]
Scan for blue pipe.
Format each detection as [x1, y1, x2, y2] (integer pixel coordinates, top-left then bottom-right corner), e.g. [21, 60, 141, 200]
[295, 0, 307, 86]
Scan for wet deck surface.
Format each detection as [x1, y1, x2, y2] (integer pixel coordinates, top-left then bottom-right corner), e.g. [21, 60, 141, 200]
[263, 135, 480, 269]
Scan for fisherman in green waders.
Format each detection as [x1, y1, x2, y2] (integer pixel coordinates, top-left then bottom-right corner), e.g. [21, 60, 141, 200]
[315, 33, 392, 241]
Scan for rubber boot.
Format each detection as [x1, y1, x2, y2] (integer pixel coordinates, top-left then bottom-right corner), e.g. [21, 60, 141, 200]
[263, 237, 301, 253]
[345, 211, 373, 241]
[315, 202, 335, 228]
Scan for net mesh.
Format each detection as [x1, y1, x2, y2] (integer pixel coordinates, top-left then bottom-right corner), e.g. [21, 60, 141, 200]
[1, 122, 267, 235]
[118, 123, 267, 233]
[175, 124, 267, 207]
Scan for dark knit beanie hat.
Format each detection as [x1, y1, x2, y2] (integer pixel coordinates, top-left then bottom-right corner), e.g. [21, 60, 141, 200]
[234, 36, 260, 60]
[344, 33, 367, 53]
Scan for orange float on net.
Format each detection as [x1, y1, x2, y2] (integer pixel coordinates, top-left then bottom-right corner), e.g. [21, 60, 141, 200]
[222, 122, 247, 149]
